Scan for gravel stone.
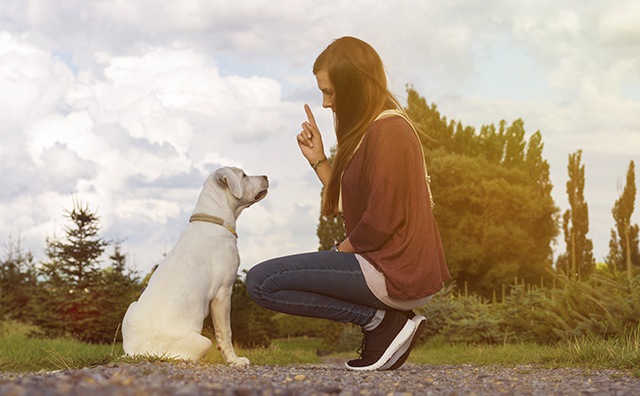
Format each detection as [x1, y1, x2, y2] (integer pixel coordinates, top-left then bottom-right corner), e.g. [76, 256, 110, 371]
[1, 362, 639, 395]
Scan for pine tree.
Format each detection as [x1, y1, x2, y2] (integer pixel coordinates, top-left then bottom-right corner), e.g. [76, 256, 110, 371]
[93, 239, 142, 342]
[610, 161, 639, 281]
[0, 235, 37, 321]
[561, 150, 594, 279]
[35, 199, 110, 341]
[41, 200, 108, 288]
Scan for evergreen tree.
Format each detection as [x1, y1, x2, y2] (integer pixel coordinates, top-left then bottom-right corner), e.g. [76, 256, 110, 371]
[93, 239, 142, 342]
[561, 150, 594, 279]
[0, 235, 37, 321]
[610, 161, 639, 280]
[40, 200, 108, 288]
[203, 271, 274, 348]
[35, 200, 110, 341]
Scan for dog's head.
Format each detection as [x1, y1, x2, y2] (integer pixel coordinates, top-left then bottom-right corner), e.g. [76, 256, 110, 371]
[212, 167, 269, 214]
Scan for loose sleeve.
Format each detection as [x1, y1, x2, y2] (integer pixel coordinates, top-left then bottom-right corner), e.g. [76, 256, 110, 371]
[348, 120, 419, 252]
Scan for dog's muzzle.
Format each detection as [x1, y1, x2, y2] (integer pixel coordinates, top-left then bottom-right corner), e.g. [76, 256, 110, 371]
[254, 189, 268, 201]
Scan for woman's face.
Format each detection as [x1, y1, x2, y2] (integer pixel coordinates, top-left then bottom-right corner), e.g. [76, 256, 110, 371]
[315, 69, 335, 112]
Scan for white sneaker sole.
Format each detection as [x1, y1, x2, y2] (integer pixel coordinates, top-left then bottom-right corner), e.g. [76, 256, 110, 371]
[378, 315, 426, 371]
[345, 318, 417, 371]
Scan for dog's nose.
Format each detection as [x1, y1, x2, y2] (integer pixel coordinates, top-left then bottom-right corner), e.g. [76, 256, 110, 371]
[262, 175, 268, 181]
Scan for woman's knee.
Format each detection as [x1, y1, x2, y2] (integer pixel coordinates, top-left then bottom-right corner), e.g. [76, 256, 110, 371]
[245, 264, 264, 302]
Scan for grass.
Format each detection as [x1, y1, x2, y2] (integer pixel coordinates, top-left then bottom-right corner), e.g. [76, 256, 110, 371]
[201, 337, 324, 366]
[0, 332, 120, 372]
[0, 321, 324, 372]
[1, 320, 639, 375]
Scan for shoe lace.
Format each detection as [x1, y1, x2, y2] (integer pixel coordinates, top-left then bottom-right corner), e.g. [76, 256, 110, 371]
[355, 328, 369, 357]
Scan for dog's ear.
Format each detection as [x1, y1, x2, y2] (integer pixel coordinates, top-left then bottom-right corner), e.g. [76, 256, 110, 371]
[215, 168, 243, 199]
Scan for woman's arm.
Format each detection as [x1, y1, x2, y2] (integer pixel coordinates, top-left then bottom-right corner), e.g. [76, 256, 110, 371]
[297, 104, 331, 186]
[312, 157, 331, 187]
[347, 118, 418, 252]
[336, 237, 354, 253]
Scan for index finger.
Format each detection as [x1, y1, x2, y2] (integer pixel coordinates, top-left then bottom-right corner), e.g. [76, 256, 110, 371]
[304, 104, 317, 127]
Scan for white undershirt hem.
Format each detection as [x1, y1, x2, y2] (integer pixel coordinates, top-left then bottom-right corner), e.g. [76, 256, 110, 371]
[355, 253, 433, 311]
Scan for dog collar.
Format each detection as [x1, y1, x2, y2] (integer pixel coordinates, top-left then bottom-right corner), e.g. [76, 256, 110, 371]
[189, 213, 238, 238]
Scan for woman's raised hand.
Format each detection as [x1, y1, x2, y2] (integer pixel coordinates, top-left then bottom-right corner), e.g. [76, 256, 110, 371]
[297, 104, 326, 164]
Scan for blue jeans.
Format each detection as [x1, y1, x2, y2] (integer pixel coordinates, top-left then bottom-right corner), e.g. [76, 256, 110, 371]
[246, 251, 395, 327]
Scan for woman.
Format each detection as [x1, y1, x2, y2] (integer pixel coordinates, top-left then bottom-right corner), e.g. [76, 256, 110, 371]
[246, 36, 450, 371]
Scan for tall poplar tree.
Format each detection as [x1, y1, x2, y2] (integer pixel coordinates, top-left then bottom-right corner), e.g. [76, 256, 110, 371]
[561, 150, 594, 279]
[609, 161, 639, 280]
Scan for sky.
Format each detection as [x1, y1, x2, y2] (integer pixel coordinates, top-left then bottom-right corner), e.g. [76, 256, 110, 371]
[1, 0, 639, 276]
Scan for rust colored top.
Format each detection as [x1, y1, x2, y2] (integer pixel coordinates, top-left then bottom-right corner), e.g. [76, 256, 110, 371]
[342, 116, 450, 299]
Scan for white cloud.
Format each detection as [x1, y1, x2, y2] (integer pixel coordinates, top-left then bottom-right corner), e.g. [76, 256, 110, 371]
[0, 32, 73, 128]
[599, 1, 640, 45]
[0, 0, 639, 273]
[0, 31, 319, 273]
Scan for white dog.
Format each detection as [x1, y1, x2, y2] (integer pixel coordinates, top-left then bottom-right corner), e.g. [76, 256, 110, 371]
[122, 167, 268, 365]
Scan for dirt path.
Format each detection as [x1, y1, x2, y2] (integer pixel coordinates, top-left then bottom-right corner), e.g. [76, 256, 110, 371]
[1, 362, 639, 395]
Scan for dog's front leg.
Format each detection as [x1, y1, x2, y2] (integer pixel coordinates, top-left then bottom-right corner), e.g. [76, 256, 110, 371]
[211, 287, 250, 366]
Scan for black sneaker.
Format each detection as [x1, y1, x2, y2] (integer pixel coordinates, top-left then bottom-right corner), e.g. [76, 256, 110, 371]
[379, 315, 426, 371]
[345, 311, 416, 371]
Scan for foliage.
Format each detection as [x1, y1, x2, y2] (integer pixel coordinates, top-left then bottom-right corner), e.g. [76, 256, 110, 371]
[418, 282, 460, 339]
[413, 270, 640, 347]
[34, 200, 110, 341]
[316, 323, 363, 355]
[2, 200, 142, 344]
[206, 271, 275, 349]
[403, 88, 558, 296]
[608, 161, 639, 280]
[428, 152, 556, 295]
[441, 294, 505, 344]
[271, 313, 336, 339]
[558, 150, 595, 279]
[0, 235, 38, 323]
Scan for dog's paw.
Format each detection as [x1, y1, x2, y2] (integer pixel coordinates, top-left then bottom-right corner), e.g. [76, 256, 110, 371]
[228, 356, 250, 366]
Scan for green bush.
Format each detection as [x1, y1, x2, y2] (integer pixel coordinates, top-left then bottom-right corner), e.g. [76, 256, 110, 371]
[413, 271, 640, 346]
[271, 313, 334, 338]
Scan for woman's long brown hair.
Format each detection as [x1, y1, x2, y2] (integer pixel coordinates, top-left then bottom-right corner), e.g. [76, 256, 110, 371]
[314, 36, 404, 216]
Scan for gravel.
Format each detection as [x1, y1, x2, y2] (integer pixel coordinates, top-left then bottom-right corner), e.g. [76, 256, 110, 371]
[1, 362, 639, 396]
